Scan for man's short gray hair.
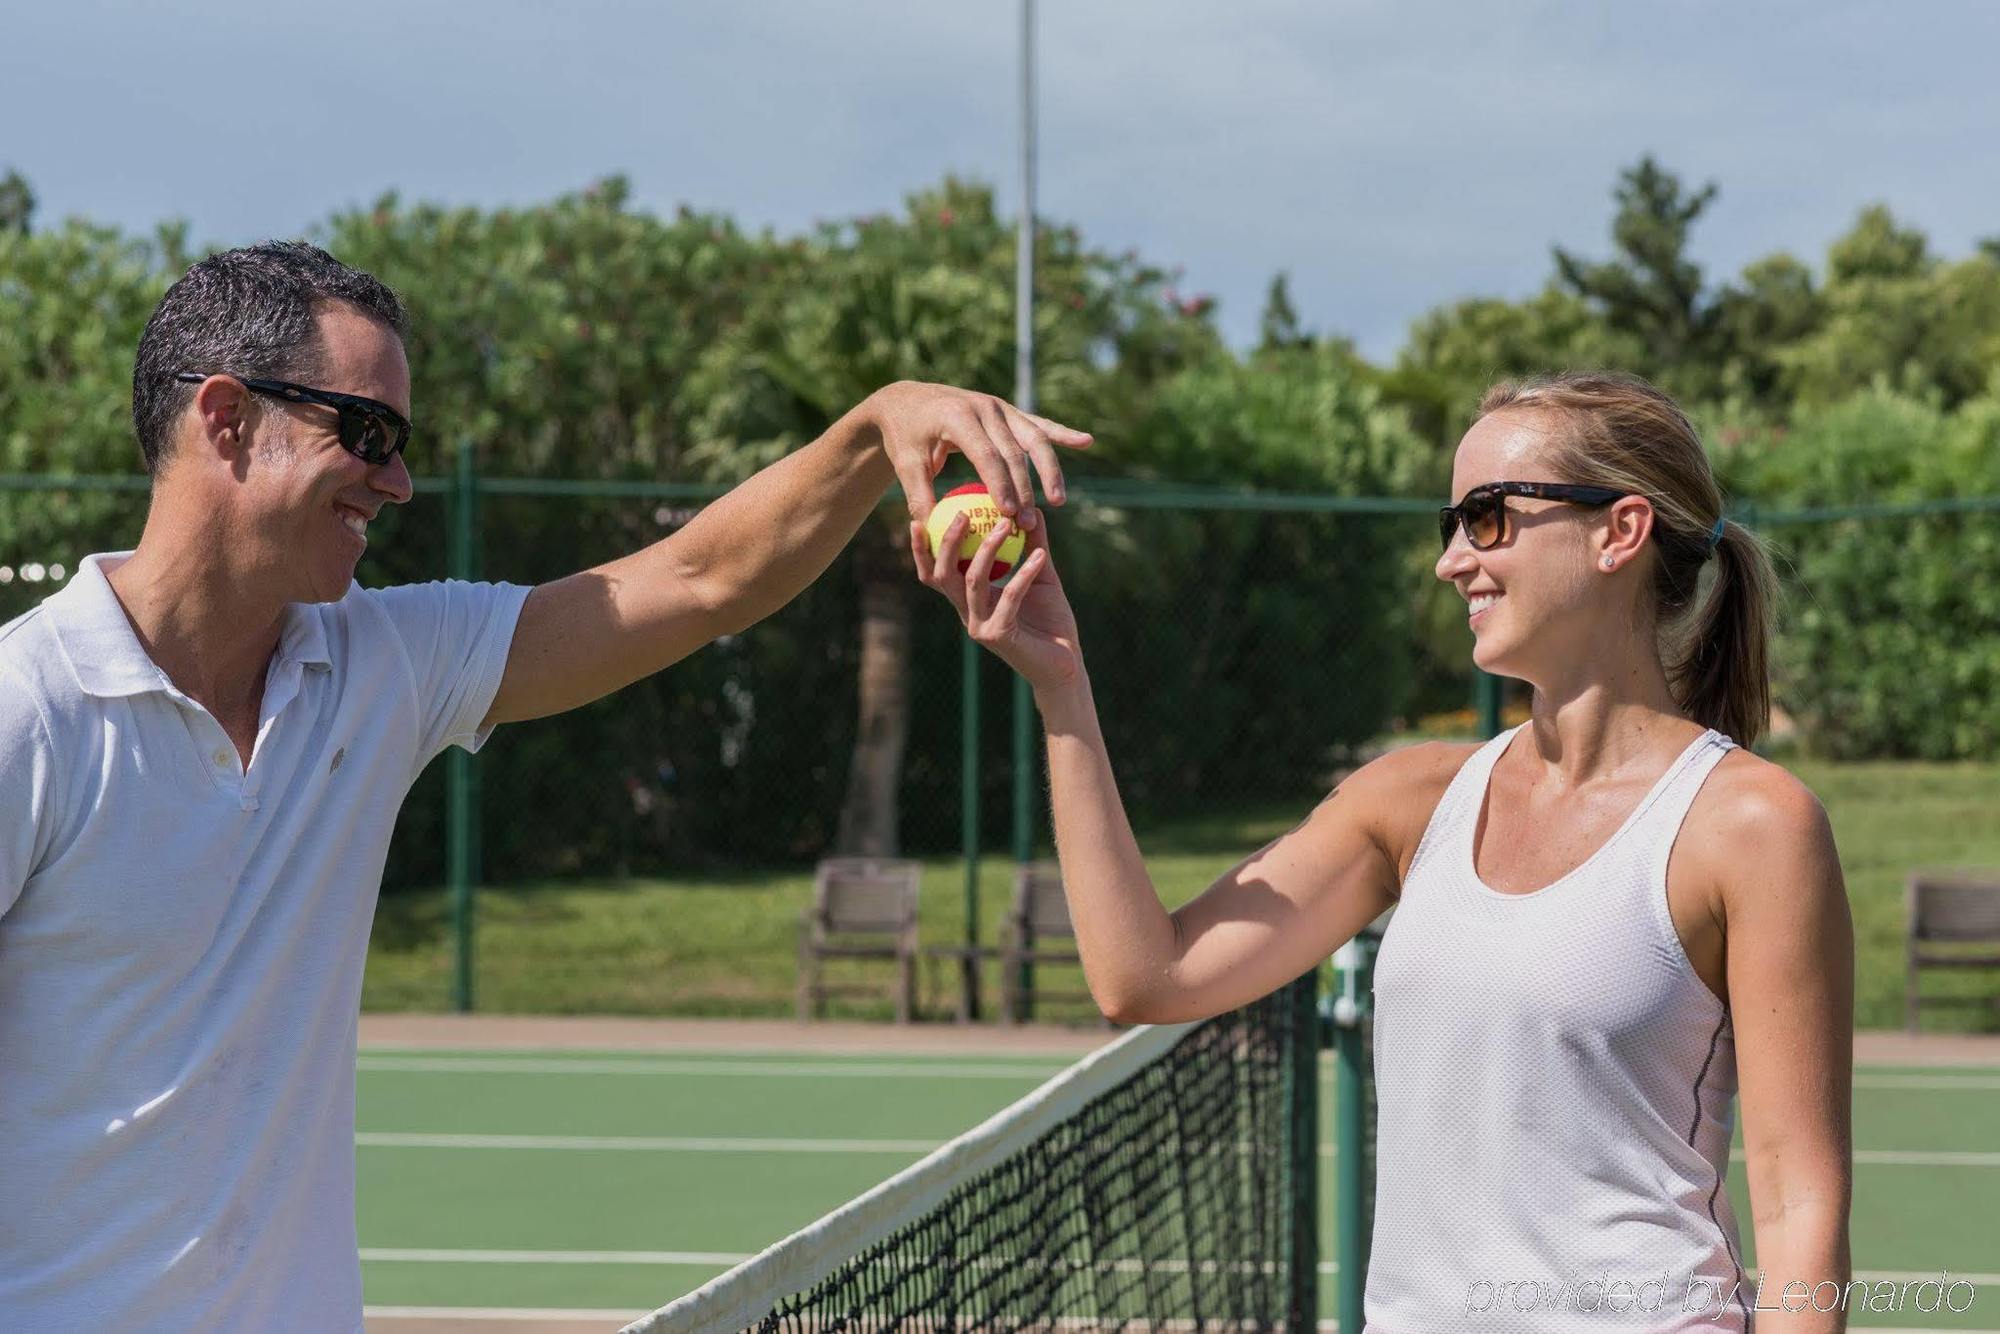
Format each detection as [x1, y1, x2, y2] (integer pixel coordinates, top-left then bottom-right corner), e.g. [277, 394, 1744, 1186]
[131, 241, 406, 474]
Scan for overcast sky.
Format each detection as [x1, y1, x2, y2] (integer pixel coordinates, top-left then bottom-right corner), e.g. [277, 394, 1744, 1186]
[5, 0, 1996, 362]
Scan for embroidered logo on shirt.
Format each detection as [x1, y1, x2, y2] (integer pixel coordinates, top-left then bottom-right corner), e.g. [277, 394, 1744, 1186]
[330, 747, 346, 774]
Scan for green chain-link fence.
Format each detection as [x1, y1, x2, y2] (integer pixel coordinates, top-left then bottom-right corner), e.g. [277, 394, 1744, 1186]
[5, 468, 1996, 1019]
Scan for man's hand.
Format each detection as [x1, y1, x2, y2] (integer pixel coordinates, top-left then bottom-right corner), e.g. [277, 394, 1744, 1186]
[866, 381, 1092, 526]
[480, 382, 1092, 730]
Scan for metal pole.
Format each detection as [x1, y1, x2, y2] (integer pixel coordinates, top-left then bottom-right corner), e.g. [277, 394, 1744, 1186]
[960, 635, 982, 1021]
[1332, 933, 1377, 1334]
[447, 439, 480, 1012]
[1010, 0, 1039, 1022]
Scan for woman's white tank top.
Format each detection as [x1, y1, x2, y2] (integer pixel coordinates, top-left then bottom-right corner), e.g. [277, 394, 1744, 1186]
[1364, 722, 1751, 1332]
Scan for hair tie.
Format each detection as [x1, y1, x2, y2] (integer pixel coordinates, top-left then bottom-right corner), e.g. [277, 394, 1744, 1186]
[1706, 515, 1726, 555]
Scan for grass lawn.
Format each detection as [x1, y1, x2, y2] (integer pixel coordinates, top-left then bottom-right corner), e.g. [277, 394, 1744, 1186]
[364, 752, 2000, 1031]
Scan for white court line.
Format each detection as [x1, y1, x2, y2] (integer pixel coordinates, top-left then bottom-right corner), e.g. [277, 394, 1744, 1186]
[362, 1317, 2000, 1334]
[353, 1132, 2000, 1166]
[360, 1057, 2000, 1086]
[364, 1306, 648, 1322]
[356, 1132, 934, 1153]
[1845, 1150, 2000, 1167]
[361, 1251, 2000, 1292]
[357, 1055, 1063, 1079]
[363, 1248, 748, 1266]
[1855, 1072, 2000, 1091]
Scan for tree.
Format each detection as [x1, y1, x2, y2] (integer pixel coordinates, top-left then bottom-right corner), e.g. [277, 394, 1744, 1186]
[0, 218, 188, 629]
[1709, 252, 1822, 409]
[1065, 341, 1431, 811]
[1552, 155, 1725, 391]
[1257, 273, 1311, 353]
[0, 170, 33, 235]
[1778, 206, 2000, 410]
[1388, 285, 1644, 451]
[686, 178, 1132, 855]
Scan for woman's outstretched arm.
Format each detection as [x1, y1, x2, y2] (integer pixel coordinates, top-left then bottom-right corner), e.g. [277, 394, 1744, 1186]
[914, 511, 1406, 1025]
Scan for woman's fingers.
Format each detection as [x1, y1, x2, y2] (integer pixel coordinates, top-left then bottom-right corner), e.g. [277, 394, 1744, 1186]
[962, 517, 1015, 620]
[989, 546, 1048, 627]
[918, 513, 974, 618]
[1012, 507, 1063, 589]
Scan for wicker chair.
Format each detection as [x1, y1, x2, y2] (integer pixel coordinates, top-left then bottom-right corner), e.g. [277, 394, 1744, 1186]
[999, 860, 1105, 1025]
[1905, 869, 2000, 1032]
[796, 857, 922, 1023]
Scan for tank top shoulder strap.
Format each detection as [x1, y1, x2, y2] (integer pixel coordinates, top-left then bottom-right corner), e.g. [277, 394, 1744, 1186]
[1628, 727, 1740, 879]
[1402, 722, 1525, 887]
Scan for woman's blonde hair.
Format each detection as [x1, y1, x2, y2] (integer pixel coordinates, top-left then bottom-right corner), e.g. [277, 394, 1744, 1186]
[1476, 371, 1778, 747]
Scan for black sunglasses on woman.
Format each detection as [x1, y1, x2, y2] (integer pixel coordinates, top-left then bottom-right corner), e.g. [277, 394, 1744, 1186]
[173, 371, 412, 465]
[1438, 481, 1629, 553]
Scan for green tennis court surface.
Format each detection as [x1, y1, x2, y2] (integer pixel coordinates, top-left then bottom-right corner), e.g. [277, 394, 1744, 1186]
[357, 1043, 2000, 1331]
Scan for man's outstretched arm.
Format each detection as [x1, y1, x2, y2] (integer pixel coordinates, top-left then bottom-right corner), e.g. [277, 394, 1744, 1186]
[481, 381, 1089, 728]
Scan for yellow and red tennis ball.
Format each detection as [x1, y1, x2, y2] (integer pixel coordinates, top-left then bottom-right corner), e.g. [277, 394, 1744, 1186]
[925, 483, 1025, 582]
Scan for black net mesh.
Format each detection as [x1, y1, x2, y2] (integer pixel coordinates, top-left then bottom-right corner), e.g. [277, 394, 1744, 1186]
[651, 978, 1316, 1333]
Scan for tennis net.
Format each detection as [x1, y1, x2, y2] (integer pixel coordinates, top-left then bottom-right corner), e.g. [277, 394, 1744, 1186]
[625, 974, 1319, 1332]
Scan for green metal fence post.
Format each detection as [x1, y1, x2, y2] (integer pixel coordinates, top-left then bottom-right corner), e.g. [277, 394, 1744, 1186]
[961, 635, 982, 1021]
[1011, 675, 1034, 1021]
[447, 440, 480, 1012]
[1475, 669, 1504, 738]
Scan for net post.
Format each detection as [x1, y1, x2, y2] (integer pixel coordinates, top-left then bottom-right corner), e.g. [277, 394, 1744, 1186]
[1332, 930, 1378, 1333]
[1289, 970, 1322, 1331]
[447, 437, 480, 1013]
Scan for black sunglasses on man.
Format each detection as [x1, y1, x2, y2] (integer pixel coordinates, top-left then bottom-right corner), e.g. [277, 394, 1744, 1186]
[1438, 481, 1630, 553]
[173, 371, 412, 465]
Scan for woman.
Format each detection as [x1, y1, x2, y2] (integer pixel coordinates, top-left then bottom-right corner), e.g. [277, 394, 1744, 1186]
[912, 371, 1853, 1331]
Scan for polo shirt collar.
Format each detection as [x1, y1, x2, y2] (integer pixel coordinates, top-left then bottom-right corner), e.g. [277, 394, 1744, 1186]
[47, 552, 333, 700]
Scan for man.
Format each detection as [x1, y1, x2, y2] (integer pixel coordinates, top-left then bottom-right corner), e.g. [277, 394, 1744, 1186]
[0, 241, 1087, 1329]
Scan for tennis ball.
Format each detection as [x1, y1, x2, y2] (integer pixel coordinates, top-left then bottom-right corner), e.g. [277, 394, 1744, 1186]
[925, 483, 1025, 582]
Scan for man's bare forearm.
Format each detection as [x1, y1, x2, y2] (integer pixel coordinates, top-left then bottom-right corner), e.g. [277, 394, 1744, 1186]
[487, 380, 1088, 728]
[485, 405, 895, 726]
[650, 405, 895, 636]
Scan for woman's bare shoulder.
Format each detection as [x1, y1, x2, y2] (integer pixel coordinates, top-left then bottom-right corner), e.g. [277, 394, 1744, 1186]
[1338, 737, 1486, 881]
[1685, 746, 1838, 902]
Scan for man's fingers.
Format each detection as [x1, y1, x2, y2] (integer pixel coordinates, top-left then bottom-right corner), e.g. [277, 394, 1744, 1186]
[893, 451, 939, 523]
[999, 403, 1067, 510]
[979, 401, 1038, 526]
[1026, 412, 1093, 448]
[949, 407, 1020, 519]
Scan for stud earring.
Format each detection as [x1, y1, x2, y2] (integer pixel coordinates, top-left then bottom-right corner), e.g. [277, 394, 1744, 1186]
[1602, 556, 1615, 569]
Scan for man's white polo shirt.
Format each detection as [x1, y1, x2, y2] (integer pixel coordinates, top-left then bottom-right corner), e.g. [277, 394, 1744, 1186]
[0, 552, 530, 1332]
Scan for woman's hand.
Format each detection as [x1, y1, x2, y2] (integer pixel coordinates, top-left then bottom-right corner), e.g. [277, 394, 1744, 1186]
[910, 507, 1084, 696]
